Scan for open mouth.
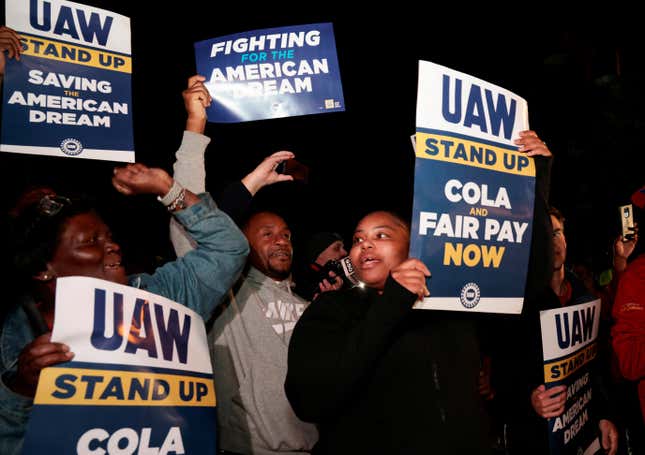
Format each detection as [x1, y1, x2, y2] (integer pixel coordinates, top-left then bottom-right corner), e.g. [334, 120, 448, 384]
[359, 255, 380, 267]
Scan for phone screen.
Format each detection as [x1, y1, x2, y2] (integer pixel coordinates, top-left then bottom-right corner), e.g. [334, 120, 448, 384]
[620, 204, 634, 241]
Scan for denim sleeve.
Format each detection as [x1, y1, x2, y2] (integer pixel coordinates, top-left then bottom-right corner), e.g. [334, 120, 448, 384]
[0, 371, 31, 455]
[133, 193, 249, 320]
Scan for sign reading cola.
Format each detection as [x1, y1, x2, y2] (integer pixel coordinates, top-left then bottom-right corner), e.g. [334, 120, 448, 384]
[411, 60, 535, 314]
[22, 277, 217, 454]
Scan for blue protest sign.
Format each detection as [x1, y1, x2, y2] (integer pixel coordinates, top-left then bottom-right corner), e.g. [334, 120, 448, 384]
[22, 277, 217, 454]
[194, 23, 344, 122]
[540, 300, 602, 455]
[411, 61, 535, 314]
[1, 0, 134, 162]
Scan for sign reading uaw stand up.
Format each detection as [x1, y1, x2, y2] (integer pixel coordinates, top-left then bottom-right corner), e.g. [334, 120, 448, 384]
[541, 299, 602, 455]
[1, 0, 134, 162]
[194, 23, 345, 122]
[411, 61, 535, 314]
[22, 277, 217, 454]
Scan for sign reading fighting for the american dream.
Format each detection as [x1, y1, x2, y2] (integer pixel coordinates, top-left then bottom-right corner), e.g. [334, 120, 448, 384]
[194, 23, 345, 122]
[540, 299, 602, 455]
[1, 0, 134, 162]
[411, 60, 535, 314]
[22, 277, 217, 454]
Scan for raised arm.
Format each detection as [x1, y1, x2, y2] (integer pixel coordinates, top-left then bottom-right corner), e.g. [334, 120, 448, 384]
[113, 163, 249, 320]
[170, 75, 212, 257]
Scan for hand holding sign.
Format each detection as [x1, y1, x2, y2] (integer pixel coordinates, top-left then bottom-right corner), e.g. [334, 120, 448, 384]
[0, 25, 22, 62]
[531, 383, 567, 418]
[598, 419, 618, 455]
[515, 130, 551, 158]
[13, 333, 73, 397]
[183, 74, 212, 134]
[391, 258, 431, 301]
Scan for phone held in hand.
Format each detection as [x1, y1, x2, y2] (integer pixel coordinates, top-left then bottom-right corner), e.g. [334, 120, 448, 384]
[619, 204, 635, 241]
[276, 158, 309, 183]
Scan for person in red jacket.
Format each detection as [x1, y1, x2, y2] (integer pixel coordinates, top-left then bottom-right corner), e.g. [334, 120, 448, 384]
[612, 186, 645, 428]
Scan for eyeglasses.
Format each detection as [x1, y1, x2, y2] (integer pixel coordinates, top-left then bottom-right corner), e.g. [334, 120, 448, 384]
[37, 194, 72, 216]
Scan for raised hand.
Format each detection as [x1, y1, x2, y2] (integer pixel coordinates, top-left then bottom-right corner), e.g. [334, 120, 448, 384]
[112, 163, 173, 197]
[0, 26, 22, 61]
[241, 151, 296, 196]
[183, 74, 211, 133]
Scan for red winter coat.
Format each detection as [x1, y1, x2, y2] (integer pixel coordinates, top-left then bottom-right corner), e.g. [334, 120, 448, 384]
[612, 253, 645, 423]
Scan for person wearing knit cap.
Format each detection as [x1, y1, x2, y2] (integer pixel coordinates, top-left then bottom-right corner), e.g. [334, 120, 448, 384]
[294, 232, 347, 301]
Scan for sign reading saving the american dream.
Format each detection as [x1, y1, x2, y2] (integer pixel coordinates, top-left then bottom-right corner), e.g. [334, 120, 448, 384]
[540, 299, 602, 455]
[411, 60, 535, 314]
[194, 23, 345, 122]
[1, 0, 134, 162]
[22, 277, 217, 454]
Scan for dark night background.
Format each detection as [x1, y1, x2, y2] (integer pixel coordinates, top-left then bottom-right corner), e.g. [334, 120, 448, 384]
[1, 3, 643, 278]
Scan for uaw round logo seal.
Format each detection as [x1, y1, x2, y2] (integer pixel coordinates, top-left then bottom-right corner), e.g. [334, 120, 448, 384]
[460, 282, 481, 309]
[60, 138, 83, 156]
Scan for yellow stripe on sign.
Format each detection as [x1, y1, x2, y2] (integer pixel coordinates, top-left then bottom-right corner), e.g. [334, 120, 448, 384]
[20, 35, 132, 73]
[34, 367, 215, 407]
[543, 343, 597, 383]
[415, 132, 536, 177]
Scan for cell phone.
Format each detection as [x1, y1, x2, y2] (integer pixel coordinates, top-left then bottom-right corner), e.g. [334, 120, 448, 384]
[275, 158, 309, 183]
[619, 204, 635, 241]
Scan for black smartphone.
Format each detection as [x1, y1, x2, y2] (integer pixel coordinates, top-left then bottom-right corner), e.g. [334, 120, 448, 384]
[275, 158, 309, 182]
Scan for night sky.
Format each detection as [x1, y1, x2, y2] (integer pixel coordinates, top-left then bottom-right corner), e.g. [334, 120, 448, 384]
[2, 3, 643, 276]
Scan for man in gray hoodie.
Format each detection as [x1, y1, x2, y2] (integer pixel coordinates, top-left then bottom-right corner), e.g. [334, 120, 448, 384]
[210, 211, 318, 454]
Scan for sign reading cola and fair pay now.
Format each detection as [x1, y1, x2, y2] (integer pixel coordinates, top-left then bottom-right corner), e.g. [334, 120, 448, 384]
[411, 61, 534, 314]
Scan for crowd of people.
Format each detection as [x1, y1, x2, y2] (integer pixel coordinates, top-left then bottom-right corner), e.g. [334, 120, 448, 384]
[1, 23, 644, 455]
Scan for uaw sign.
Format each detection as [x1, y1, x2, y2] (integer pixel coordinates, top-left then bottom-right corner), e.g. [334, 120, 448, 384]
[22, 276, 217, 454]
[540, 299, 602, 455]
[2, 0, 134, 162]
[410, 60, 535, 314]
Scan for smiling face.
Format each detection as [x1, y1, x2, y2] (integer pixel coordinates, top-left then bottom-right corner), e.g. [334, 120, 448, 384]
[349, 211, 410, 290]
[47, 212, 127, 284]
[244, 212, 293, 281]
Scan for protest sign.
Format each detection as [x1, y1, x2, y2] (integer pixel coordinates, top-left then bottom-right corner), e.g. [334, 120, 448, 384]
[540, 299, 602, 455]
[411, 60, 534, 313]
[194, 23, 344, 122]
[2, 0, 134, 162]
[22, 276, 216, 454]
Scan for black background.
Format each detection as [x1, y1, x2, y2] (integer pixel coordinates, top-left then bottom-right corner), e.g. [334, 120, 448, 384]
[2, 3, 643, 275]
